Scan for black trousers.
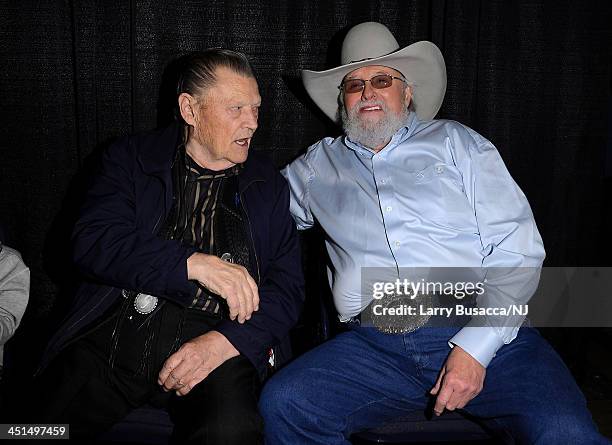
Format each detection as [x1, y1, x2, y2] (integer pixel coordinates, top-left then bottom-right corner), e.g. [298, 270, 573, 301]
[36, 300, 263, 444]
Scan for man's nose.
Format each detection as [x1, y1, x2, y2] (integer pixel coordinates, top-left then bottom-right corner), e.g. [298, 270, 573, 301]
[361, 81, 377, 101]
[245, 107, 258, 132]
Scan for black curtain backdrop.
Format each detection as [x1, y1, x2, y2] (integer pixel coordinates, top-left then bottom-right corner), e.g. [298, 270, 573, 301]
[1, 0, 611, 390]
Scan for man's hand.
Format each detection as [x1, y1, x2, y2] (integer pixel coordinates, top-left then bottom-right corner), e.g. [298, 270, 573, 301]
[430, 345, 486, 416]
[187, 252, 259, 323]
[158, 330, 239, 396]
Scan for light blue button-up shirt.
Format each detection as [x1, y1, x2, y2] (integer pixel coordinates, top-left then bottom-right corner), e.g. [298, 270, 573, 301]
[282, 112, 545, 367]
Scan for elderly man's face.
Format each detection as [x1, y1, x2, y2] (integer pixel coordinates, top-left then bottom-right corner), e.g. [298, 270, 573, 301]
[341, 65, 412, 151]
[186, 67, 261, 170]
[343, 65, 411, 124]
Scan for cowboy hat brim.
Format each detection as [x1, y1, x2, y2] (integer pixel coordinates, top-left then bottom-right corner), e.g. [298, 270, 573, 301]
[302, 41, 447, 122]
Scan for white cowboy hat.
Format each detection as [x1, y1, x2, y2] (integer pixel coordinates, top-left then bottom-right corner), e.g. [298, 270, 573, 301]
[302, 22, 447, 122]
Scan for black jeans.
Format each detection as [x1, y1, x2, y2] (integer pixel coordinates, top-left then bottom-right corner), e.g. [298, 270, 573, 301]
[36, 300, 263, 444]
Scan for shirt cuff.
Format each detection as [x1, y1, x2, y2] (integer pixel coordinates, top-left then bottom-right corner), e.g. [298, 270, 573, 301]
[448, 325, 505, 368]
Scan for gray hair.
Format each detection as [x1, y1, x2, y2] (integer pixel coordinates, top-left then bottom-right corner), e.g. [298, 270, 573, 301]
[174, 49, 255, 121]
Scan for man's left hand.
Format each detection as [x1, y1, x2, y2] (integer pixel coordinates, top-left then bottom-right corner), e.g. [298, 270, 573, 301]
[430, 345, 486, 416]
[158, 330, 239, 396]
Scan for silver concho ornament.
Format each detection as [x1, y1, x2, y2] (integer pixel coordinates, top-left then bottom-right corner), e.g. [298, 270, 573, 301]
[366, 292, 433, 334]
[134, 293, 158, 315]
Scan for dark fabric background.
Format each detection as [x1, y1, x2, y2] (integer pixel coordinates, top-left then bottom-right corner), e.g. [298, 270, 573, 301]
[1, 0, 611, 396]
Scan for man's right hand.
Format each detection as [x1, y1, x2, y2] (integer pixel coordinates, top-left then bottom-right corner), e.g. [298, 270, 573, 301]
[187, 252, 259, 323]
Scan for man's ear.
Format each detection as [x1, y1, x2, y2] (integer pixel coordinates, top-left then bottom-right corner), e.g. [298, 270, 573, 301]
[404, 85, 413, 108]
[178, 93, 197, 126]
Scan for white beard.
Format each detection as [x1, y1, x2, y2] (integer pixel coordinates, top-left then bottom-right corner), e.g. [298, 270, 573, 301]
[341, 100, 409, 150]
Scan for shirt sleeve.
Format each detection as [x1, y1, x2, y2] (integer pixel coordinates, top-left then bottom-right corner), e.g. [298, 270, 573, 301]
[0, 248, 30, 347]
[448, 127, 545, 367]
[281, 149, 316, 231]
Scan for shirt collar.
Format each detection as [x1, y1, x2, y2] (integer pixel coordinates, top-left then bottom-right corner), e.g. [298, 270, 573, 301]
[181, 144, 243, 181]
[343, 111, 419, 158]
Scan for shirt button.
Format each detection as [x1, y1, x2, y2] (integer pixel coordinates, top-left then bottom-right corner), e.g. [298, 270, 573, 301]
[386, 206, 392, 212]
[435, 166, 444, 174]
[394, 241, 401, 247]
[380, 179, 386, 184]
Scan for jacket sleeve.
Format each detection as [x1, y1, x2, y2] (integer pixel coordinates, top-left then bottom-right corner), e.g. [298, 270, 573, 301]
[215, 172, 305, 369]
[72, 137, 198, 306]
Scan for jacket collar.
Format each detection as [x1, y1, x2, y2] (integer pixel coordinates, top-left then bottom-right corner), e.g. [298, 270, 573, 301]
[137, 122, 266, 193]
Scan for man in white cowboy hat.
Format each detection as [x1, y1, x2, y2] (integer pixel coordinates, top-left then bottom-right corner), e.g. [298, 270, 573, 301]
[259, 22, 610, 444]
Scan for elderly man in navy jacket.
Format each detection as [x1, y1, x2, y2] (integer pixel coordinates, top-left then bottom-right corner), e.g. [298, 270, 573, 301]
[36, 49, 304, 444]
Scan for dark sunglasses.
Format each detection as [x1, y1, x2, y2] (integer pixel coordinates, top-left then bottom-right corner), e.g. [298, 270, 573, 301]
[339, 74, 408, 94]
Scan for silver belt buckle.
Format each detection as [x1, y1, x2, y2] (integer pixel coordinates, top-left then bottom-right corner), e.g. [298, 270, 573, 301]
[133, 292, 158, 315]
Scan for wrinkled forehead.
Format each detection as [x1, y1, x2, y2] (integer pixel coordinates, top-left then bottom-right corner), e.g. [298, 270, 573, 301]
[343, 64, 405, 81]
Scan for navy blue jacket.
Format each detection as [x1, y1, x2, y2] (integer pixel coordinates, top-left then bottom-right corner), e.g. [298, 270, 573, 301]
[40, 124, 304, 377]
